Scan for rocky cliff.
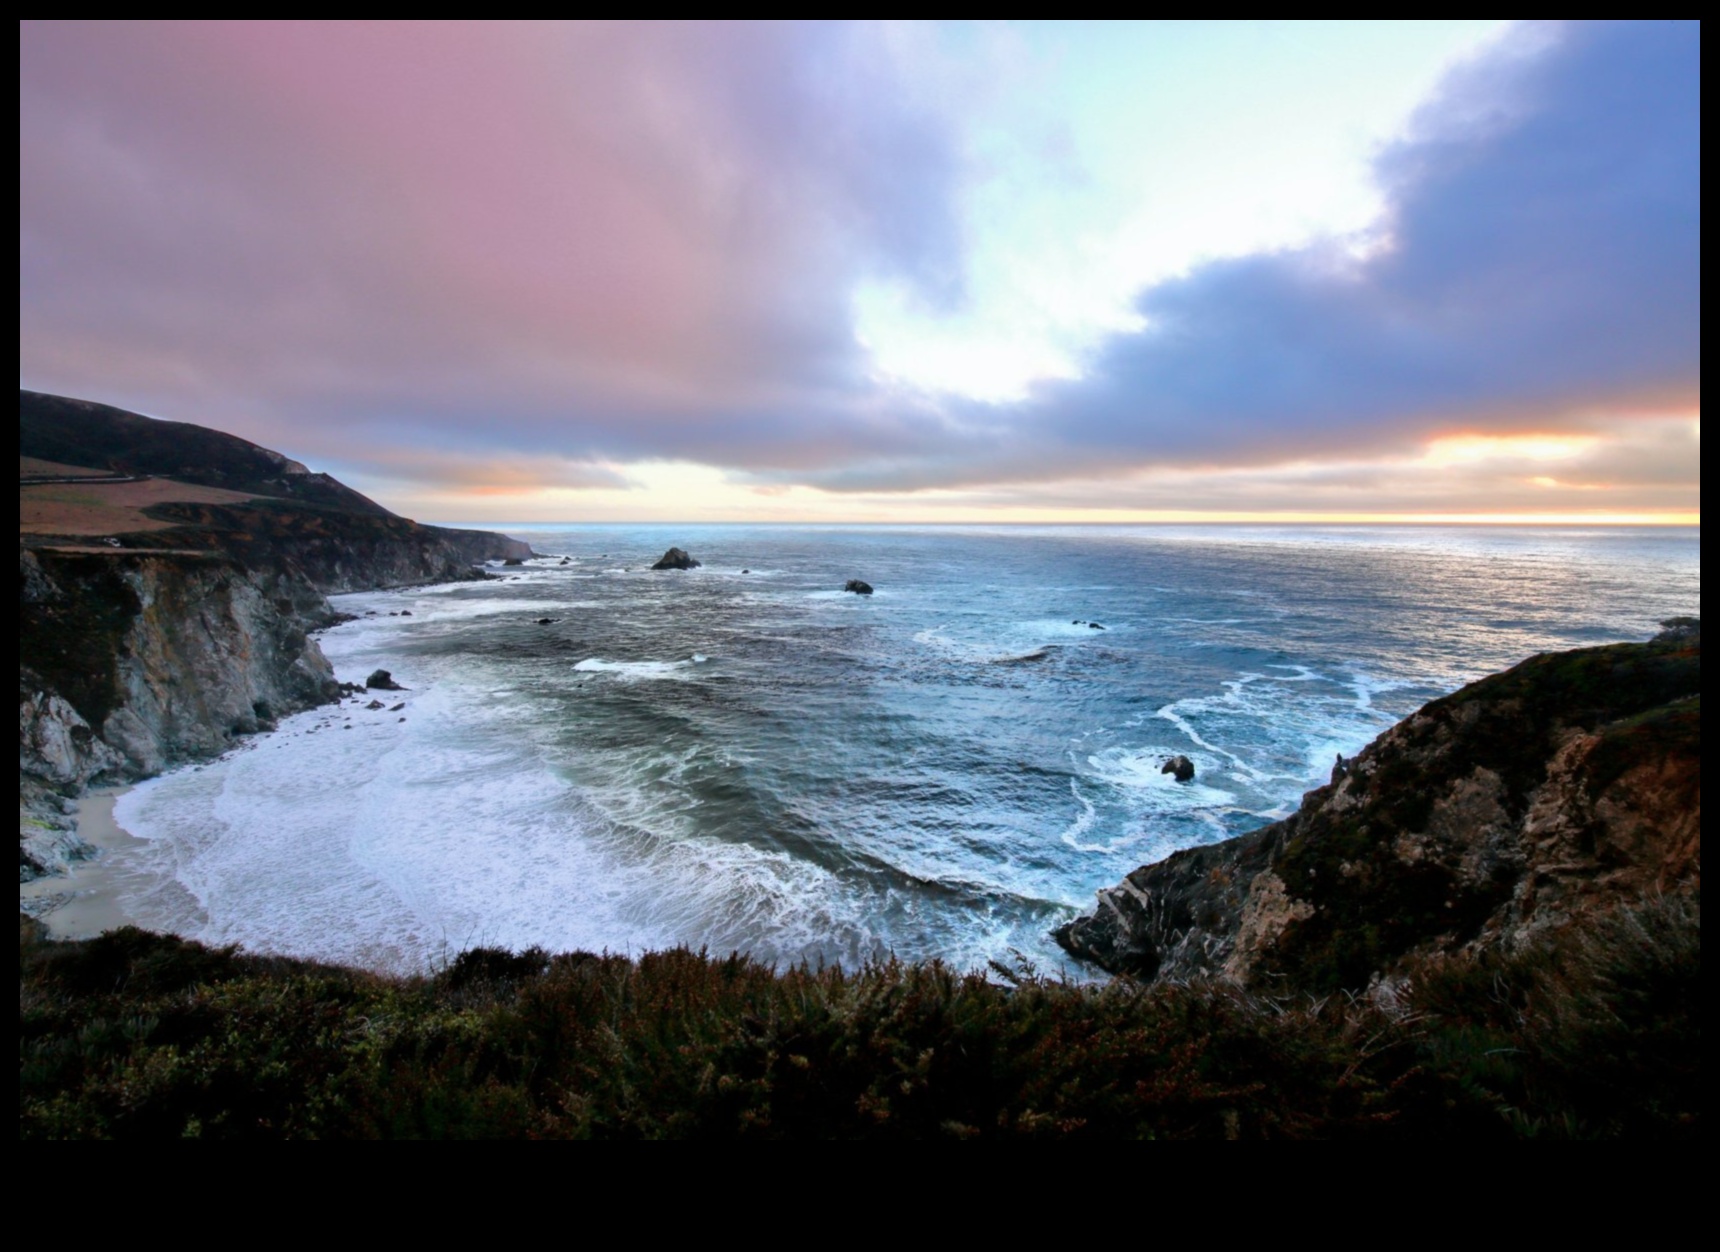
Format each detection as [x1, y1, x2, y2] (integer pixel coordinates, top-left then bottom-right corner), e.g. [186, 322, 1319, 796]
[20, 545, 342, 877]
[122, 500, 530, 592]
[20, 390, 534, 880]
[1055, 627, 1701, 993]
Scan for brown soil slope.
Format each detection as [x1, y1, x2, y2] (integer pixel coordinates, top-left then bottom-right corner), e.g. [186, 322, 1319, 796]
[21, 479, 261, 536]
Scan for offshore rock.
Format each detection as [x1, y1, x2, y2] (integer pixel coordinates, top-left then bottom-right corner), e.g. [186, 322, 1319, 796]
[844, 580, 874, 595]
[1161, 755, 1195, 782]
[652, 547, 701, 571]
[365, 669, 405, 691]
[1055, 633, 1701, 992]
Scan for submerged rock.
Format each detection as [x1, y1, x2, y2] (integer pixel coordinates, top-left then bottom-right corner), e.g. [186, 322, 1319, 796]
[651, 547, 701, 571]
[844, 579, 874, 595]
[365, 669, 405, 691]
[1161, 755, 1195, 783]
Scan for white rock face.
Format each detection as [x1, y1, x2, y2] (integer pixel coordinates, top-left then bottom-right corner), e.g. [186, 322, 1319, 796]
[20, 690, 123, 786]
[20, 547, 339, 792]
[95, 558, 337, 775]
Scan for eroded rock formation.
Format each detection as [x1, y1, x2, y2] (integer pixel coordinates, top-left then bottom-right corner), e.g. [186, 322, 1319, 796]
[21, 546, 339, 786]
[1055, 633, 1701, 992]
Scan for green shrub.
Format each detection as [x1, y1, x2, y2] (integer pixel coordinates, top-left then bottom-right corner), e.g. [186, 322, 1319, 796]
[18, 901, 1698, 1139]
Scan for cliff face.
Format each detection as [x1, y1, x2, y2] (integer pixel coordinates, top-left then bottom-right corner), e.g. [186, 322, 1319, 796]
[21, 547, 338, 785]
[130, 501, 532, 592]
[19, 389, 535, 881]
[1055, 633, 1700, 993]
[20, 546, 344, 879]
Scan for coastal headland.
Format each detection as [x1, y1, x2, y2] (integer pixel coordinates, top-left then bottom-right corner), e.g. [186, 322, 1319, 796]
[19, 390, 531, 878]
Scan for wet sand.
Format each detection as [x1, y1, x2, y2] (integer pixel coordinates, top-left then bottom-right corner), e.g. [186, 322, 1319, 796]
[19, 786, 156, 938]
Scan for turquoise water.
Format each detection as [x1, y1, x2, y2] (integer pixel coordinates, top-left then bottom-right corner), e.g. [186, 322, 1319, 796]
[113, 525, 1699, 973]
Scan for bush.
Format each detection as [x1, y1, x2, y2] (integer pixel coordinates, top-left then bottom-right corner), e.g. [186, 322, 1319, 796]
[19, 901, 1699, 1139]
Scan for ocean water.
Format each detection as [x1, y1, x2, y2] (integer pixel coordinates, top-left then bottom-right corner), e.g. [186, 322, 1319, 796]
[111, 525, 1699, 974]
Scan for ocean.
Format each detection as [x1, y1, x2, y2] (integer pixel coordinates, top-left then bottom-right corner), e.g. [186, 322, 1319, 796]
[109, 524, 1698, 974]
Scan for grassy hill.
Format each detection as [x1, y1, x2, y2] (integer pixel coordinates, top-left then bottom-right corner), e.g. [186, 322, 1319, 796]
[20, 390, 389, 515]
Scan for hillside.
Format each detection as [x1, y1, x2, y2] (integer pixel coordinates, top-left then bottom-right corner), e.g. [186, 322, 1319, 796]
[21, 390, 389, 515]
[20, 391, 533, 875]
[1056, 625, 1701, 995]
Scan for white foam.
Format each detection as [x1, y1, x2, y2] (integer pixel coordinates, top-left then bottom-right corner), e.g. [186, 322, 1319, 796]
[1026, 618, 1123, 638]
[1058, 780, 1146, 855]
[1084, 747, 1239, 809]
[574, 657, 698, 680]
[105, 668, 898, 971]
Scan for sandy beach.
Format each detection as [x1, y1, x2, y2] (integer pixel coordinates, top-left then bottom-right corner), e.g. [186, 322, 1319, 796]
[19, 785, 155, 938]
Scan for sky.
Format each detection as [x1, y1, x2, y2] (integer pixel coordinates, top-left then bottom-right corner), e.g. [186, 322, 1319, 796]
[19, 20, 1701, 523]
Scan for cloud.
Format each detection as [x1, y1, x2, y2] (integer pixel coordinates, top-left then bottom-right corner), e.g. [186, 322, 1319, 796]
[796, 20, 1701, 492]
[18, 21, 1701, 512]
[20, 20, 965, 465]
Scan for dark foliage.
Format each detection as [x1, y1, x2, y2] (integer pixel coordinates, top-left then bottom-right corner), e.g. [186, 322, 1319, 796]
[20, 899, 1698, 1139]
[1263, 639, 1699, 992]
[19, 550, 147, 729]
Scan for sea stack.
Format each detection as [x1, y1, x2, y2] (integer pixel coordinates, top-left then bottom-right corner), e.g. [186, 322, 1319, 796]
[652, 547, 701, 570]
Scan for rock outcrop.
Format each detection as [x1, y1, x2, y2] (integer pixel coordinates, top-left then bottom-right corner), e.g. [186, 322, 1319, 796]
[651, 547, 701, 570]
[1055, 633, 1700, 992]
[1161, 755, 1195, 783]
[844, 580, 874, 595]
[19, 390, 535, 881]
[21, 546, 338, 788]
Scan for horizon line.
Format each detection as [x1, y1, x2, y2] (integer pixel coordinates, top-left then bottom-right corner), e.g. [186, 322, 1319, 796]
[421, 513, 1701, 529]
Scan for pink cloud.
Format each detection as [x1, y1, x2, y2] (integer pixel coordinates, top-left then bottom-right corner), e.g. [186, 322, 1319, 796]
[21, 21, 961, 433]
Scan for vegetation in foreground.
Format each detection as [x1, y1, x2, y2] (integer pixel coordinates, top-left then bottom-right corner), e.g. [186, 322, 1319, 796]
[20, 895, 1697, 1139]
